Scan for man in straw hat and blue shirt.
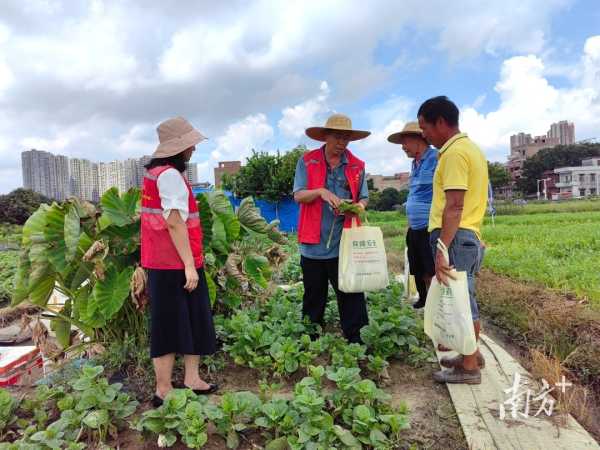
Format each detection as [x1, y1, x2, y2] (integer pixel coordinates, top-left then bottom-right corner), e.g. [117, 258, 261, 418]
[293, 113, 370, 343]
[388, 122, 438, 310]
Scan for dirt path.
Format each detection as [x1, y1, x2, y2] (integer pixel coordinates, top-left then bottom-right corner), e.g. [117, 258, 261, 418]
[477, 269, 600, 442]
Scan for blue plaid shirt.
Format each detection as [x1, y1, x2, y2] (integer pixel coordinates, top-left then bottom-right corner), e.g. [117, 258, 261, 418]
[293, 150, 369, 259]
[406, 147, 438, 230]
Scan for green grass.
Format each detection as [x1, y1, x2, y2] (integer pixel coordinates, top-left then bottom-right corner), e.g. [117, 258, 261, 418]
[482, 211, 600, 305]
[368, 210, 600, 306]
[0, 224, 21, 304]
[493, 198, 600, 215]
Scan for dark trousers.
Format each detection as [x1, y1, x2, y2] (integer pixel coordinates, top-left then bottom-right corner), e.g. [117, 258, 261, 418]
[300, 256, 369, 343]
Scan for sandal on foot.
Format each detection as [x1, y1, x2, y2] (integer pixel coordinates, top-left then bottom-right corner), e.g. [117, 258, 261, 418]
[433, 366, 481, 384]
[151, 395, 164, 408]
[440, 353, 486, 369]
[175, 382, 219, 395]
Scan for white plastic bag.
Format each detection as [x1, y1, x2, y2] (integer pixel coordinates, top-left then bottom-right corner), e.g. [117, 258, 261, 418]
[424, 239, 477, 355]
[403, 248, 419, 302]
[338, 218, 389, 293]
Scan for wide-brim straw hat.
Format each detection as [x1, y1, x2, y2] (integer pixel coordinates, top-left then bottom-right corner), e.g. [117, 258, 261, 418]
[152, 116, 207, 158]
[305, 113, 371, 142]
[387, 121, 425, 144]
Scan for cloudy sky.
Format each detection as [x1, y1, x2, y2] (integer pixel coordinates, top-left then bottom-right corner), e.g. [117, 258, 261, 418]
[1, 0, 599, 193]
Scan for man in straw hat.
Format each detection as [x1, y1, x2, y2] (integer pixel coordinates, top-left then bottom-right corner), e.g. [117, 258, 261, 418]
[388, 122, 438, 309]
[417, 96, 488, 385]
[293, 113, 370, 343]
[141, 116, 218, 407]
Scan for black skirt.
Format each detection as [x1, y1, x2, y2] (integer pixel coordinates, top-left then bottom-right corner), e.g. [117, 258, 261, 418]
[148, 267, 217, 358]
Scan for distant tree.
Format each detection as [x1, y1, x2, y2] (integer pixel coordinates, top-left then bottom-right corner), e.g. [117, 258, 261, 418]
[488, 161, 510, 188]
[367, 190, 381, 210]
[378, 187, 403, 211]
[367, 178, 374, 191]
[225, 145, 307, 202]
[0, 188, 52, 224]
[517, 143, 600, 194]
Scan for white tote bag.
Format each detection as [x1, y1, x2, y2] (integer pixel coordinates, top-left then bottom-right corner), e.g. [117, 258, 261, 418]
[424, 239, 477, 355]
[403, 248, 419, 302]
[338, 218, 389, 293]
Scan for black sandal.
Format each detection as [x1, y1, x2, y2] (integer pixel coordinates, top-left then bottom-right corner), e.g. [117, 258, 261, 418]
[151, 395, 164, 408]
[175, 382, 219, 395]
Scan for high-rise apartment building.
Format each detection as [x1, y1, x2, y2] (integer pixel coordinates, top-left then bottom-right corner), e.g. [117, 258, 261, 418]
[70, 158, 99, 202]
[21, 149, 69, 200]
[507, 120, 576, 182]
[547, 120, 575, 146]
[22, 149, 157, 202]
[185, 163, 198, 185]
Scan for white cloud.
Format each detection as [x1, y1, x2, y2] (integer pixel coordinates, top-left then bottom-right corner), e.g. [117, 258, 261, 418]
[5, 1, 138, 92]
[117, 124, 155, 156]
[195, 113, 274, 183]
[278, 81, 330, 138]
[212, 113, 274, 160]
[352, 97, 414, 176]
[461, 35, 600, 161]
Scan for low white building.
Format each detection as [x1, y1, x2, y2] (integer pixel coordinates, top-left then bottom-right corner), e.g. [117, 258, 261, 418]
[554, 157, 600, 198]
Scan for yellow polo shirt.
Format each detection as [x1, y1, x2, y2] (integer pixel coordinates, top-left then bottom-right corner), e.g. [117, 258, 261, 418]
[428, 133, 488, 239]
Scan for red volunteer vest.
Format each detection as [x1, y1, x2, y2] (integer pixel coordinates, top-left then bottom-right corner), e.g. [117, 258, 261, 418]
[141, 165, 204, 269]
[298, 147, 364, 244]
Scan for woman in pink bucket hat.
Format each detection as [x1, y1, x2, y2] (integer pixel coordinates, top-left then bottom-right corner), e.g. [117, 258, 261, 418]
[140, 116, 218, 407]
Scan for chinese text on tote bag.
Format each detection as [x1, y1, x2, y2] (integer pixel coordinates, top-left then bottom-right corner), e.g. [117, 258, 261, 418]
[424, 239, 477, 355]
[338, 218, 389, 293]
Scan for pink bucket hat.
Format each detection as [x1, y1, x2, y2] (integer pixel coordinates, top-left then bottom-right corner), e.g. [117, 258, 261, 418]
[152, 116, 207, 158]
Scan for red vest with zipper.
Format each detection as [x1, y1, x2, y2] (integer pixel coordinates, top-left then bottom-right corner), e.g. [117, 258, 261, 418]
[297, 147, 364, 244]
[141, 165, 204, 269]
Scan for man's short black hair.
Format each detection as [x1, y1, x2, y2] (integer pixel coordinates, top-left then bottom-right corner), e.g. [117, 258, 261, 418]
[417, 96, 459, 127]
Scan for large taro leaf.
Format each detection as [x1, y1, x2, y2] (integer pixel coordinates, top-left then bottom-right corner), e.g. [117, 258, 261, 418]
[99, 222, 140, 256]
[64, 205, 81, 262]
[237, 197, 286, 243]
[98, 187, 140, 229]
[71, 284, 93, 336]
[12, 250, 32, 304]
[44, 203, 69, 274]
[65, 232, 94, 291]
[196, 193, 213, 250]
[266, 220, 287, 244]
[243, 254, 271, 290]
[21, 204, 50, 246]
[69, 197, 97, 219]
[51, 300, 72, 348]
[27, 263, 56, 306]
[211, 216, 229, 255]
[208, 191, 240, 242]
[237, 197, 268, 233]
[205, 271, 217, 307]
[87, 266, 134, 327]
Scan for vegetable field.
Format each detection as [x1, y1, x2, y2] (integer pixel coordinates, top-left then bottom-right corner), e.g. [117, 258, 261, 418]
[0, 190, 466, 449]
[369, 208, 600, 307]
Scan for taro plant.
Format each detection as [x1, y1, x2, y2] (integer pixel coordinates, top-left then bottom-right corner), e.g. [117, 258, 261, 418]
[12, 188, 286, 350]
[12, 189, 142, 348]
[198, 193, 287, 309]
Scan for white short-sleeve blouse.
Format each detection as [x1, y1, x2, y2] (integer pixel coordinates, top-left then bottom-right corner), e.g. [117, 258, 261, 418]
[156, 168, 189, 221]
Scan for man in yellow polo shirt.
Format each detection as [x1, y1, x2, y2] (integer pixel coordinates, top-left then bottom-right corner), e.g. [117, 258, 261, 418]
[417, 96, 488, 385]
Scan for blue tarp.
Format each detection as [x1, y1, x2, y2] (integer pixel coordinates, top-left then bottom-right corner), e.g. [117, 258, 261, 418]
[192, 187, 299, 232]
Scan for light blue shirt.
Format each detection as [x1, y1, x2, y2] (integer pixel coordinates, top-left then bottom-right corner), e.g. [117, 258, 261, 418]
[406, 147, 438, 230]
[293, 149, 369, 259]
